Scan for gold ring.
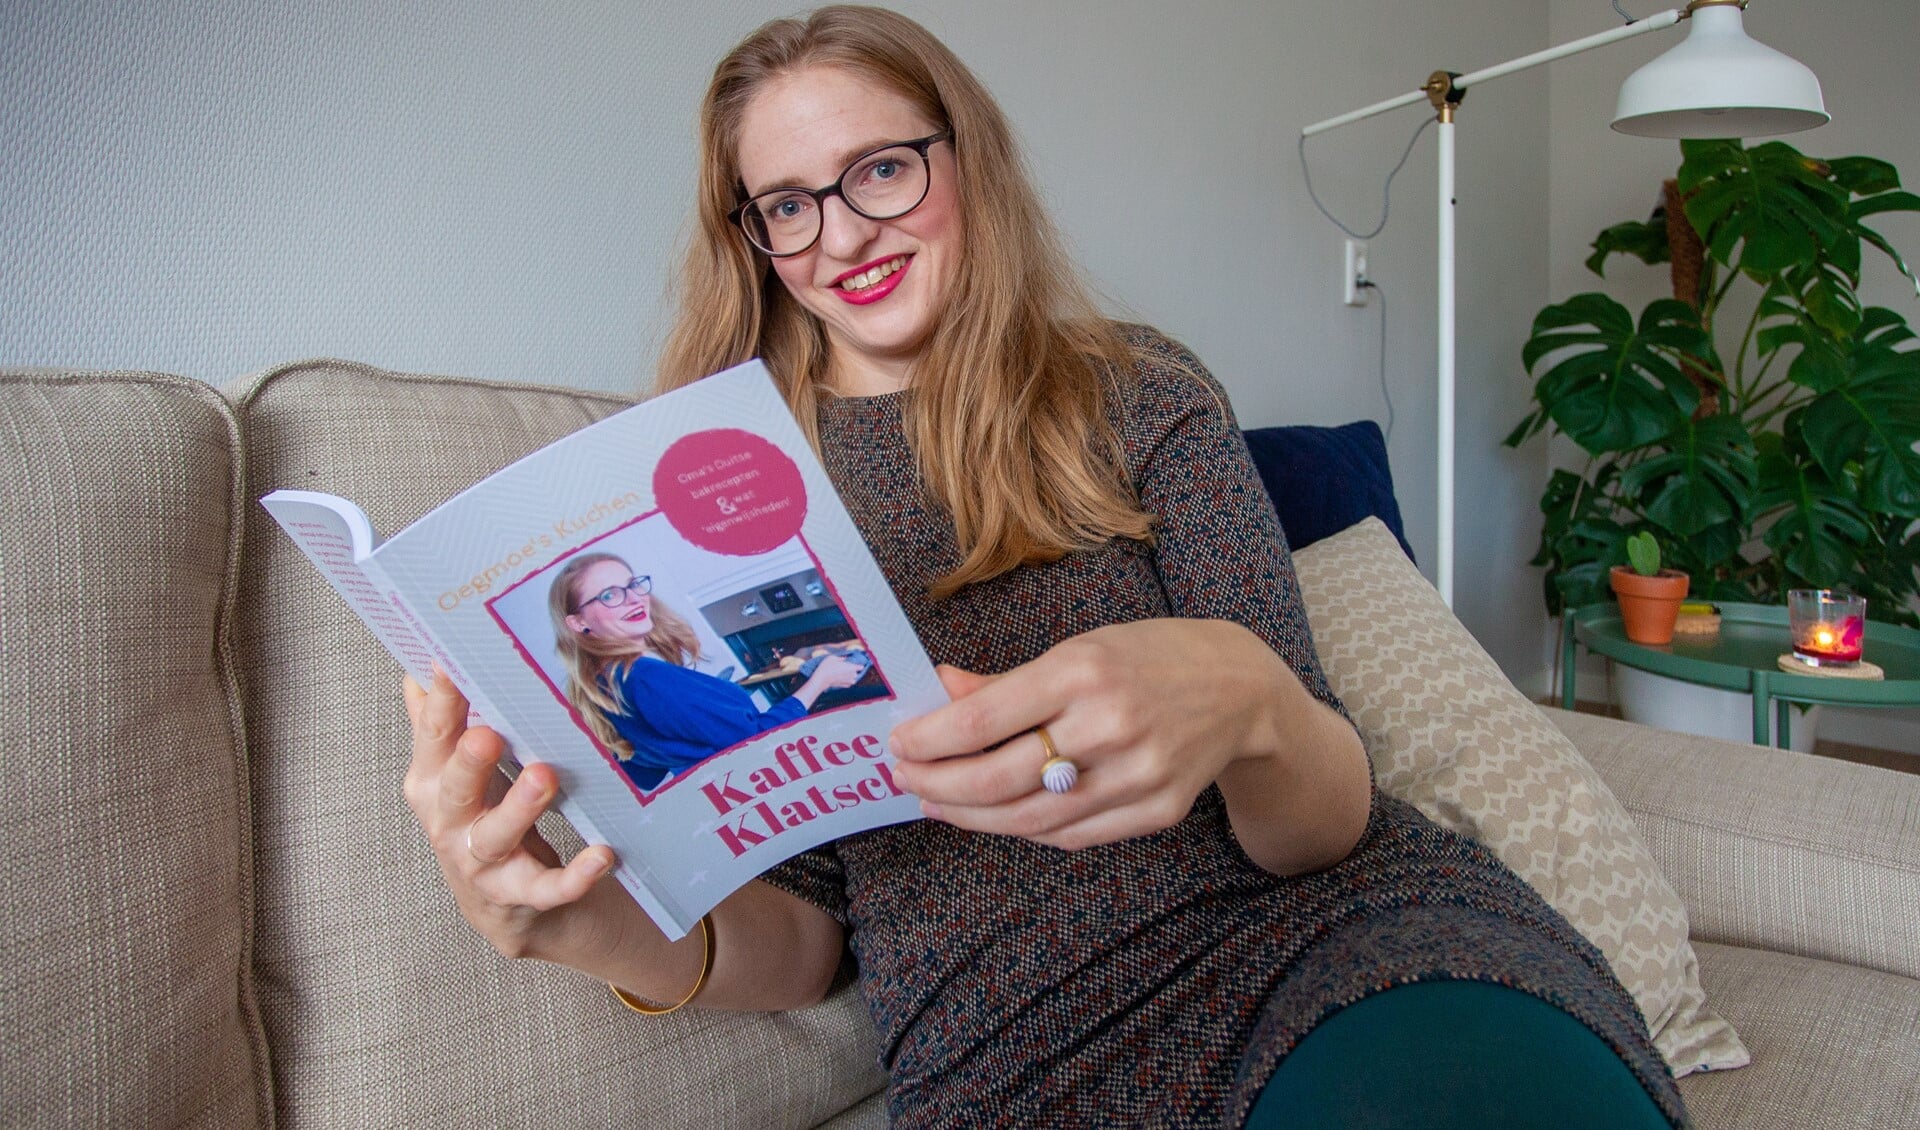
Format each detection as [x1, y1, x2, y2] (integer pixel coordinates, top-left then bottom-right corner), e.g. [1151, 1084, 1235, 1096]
[465, 815, 495, 864]
[1035, 726, 1079, 794]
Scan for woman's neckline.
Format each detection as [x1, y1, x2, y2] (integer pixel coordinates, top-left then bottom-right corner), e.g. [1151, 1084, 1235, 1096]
[818, 386, 912, 410]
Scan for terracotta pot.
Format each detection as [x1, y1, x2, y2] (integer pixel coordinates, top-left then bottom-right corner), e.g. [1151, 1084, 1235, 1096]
[1610, 565, 1690, 645]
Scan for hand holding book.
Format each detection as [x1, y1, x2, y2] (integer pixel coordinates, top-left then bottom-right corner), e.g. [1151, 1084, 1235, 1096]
[400, 669, 846, 1011]
[401, 670, 618, 958]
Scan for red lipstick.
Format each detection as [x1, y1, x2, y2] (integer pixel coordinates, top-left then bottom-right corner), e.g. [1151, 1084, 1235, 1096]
[832, 255, 910, 306]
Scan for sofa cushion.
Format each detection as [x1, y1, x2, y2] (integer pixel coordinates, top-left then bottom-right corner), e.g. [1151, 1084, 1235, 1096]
[817, 1092, 888, 1129]
[226, 360, 886, 1128]
[0, 371, 267, 1127]
[1546, 706, 1920, 981]
[1677, 942, 1920, 1130]
[1242, 419, 1414, 559]
[1292, 517, 1746, 1075]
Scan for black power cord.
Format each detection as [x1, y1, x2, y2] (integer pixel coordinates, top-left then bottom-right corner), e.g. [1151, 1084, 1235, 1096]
[1356, 278, 1393, 442]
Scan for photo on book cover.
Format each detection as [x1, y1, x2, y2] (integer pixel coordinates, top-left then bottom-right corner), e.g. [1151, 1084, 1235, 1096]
[486, 509, 895, 800]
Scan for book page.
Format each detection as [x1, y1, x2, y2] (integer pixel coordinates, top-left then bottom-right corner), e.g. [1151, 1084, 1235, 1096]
[260, 491, 439, 685]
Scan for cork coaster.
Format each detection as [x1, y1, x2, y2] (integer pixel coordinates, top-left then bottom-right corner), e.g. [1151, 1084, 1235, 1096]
[1776, 653, 1885, 680]
[1672, 613, 1722, 636]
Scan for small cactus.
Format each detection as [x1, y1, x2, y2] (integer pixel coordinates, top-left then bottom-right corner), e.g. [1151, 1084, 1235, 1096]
[1626, 531, 1662, 577]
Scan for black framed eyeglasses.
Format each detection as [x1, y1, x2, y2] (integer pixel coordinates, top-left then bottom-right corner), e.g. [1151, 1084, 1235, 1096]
[729, 129, 953, 258]
[574, 575, 651, 612]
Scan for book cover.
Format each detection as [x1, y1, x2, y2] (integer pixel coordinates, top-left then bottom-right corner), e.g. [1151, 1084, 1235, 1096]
[263, 360, 944, 938]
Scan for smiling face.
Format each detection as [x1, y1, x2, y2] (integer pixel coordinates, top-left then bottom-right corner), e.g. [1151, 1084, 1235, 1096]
[563, 559, 653, 643]
[735, 65, 960, 394]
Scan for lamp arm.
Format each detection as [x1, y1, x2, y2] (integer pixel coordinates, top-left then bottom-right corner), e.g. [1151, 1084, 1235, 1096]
[1301, 9, 1683, 138]
[1301, 89, 1432, 139]
[1451, 9, 1682, 95]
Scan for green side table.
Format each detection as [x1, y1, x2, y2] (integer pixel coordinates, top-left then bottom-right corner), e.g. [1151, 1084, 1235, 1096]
[1560, 602, 1920, 748]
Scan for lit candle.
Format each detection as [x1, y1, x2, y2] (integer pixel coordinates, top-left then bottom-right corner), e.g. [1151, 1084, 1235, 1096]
[1789, 590, 1867, 666]
[1804, 616, 1865, 662]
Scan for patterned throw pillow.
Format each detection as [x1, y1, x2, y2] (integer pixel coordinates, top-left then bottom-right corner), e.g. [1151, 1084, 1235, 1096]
[1291, 517, 1748, 1076]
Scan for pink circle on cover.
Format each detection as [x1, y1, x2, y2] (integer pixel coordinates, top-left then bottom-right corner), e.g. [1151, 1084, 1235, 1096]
[653, 429, 808, 556]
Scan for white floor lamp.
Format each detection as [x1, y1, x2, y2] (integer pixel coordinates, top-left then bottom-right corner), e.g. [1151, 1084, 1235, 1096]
[1301, 0, 1826, 607]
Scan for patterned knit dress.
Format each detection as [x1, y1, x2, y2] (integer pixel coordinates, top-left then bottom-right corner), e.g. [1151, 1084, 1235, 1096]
[761, 327, 1686, 1128]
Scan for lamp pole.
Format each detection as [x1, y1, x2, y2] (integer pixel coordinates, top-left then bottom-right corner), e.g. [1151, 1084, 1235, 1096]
[1432, 78, 1457, 610]
[1302, 10, 1686, 608]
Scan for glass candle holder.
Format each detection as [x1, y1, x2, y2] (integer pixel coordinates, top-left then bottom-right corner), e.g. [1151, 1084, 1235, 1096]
[1788, 589, 1867, 666]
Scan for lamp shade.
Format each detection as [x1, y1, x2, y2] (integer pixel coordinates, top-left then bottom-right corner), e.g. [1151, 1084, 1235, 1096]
[1612, 4, 1827, 138]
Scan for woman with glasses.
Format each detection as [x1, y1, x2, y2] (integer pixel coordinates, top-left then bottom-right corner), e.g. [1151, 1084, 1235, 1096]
[404, 7, 1684, 1127]
[548, 552, 865, 791]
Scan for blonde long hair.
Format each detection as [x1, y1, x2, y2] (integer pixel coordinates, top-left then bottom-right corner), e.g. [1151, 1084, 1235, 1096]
[658, 5, 1155, 598]
[549, 553, 704, 761]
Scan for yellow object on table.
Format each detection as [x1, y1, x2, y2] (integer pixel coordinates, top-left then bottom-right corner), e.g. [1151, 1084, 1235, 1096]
[1673, 602, 1721, 636]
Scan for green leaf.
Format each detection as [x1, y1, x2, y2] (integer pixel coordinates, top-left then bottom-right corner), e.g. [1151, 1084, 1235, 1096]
[1850, 189, 1920, 221]
[1535, 466, 1618, 555]
[1666, 521, 1749, 588]
[1681, 141, 1850, 277]
[1780, 260, 1864, 338]
[1855, 306, 1917, 349]
[1519, 295, 1710, 455]
[1503, 407, 1548, 449]
[1551, 560, 1614, 615]
[1690, 576, 1760, 605]
[1847, 516, 1920, 629]
[1805, 273, 1862, 336]
[1530, 467, 1628, 615]
[1850, 191, 1920, 293]
[1523, 293, 1635, 365]
[1858, 224, 1920, 297]
[1585, 216, 1670, 277]
[1798, 310, 1920, 515]
[1786, 338, 1849, 393]
[1676, 139, 1745, 190]
[1546, 522, 1629, 614]
[1618, 413, 1757, 536]
[1756, 443, 1872, 588]
[1828, 157, 1900, 195]
[1754, 266, 1873, 394]
[1626, 530, 1661, 575]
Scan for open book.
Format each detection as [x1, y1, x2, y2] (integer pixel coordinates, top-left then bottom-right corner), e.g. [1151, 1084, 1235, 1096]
[263, 360, 945, 939]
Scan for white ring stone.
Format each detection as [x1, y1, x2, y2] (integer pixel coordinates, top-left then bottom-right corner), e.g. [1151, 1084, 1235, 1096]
[1042, 758, 1079, 795]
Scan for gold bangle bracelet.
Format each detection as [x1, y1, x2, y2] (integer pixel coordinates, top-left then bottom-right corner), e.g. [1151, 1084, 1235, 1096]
[609, 913, 713, 1016]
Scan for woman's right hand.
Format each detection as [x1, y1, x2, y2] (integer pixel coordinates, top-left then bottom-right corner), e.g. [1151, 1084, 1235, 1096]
[402, 668, 622, 963]
[402, 668, 850, 1010]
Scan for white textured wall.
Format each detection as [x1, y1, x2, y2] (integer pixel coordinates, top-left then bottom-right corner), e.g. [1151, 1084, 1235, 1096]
[1, 0, 760, 389]
[2, 0, 1551, 677]
[1547, 0, 1920, 751]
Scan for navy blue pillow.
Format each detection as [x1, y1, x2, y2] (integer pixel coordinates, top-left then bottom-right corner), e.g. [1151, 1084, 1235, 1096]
[1241, 420, 1414, 561]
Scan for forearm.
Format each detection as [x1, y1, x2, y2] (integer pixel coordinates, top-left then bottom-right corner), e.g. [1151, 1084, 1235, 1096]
[568, 878, 846, 1012]
[789, 677, 829, 710]
[1214, 642, 1371, 877]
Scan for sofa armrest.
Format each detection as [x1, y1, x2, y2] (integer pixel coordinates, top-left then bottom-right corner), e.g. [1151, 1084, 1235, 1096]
[1543, 707, 1920, 980]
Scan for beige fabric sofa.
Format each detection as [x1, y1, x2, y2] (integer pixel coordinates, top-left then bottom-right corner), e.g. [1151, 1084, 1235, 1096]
[3, 360, 1917, 1129]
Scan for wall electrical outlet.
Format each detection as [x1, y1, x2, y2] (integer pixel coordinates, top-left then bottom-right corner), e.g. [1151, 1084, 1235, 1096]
[1343, 239, 1369, 307]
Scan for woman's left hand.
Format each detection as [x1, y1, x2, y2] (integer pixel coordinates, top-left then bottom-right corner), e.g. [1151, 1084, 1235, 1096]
[886, 618, 1364, 863]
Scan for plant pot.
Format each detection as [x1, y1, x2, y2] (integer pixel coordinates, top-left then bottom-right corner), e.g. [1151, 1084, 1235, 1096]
[1610, 565, 1689, 645]
[1614, 666, 1822, 753]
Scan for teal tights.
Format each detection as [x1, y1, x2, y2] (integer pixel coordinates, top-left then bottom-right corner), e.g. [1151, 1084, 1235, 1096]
[1244, 980, 1673, 1129]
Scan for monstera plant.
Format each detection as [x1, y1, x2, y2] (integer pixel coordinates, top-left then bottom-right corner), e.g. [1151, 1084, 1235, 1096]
[1507, 138, 1920, 626]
